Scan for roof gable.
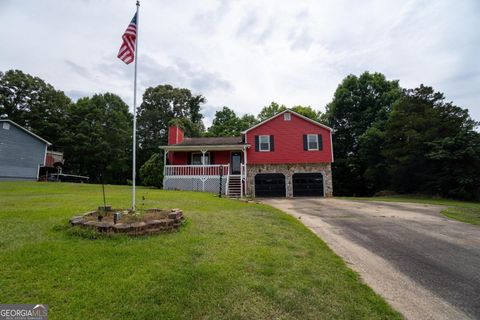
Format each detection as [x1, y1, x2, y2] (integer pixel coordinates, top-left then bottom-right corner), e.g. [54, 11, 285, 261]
[0, 119, 51, 145]
[241, 109, 332, 134]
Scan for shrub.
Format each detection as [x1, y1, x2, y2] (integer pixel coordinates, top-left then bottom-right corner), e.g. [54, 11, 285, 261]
[139, 153, 163, 188]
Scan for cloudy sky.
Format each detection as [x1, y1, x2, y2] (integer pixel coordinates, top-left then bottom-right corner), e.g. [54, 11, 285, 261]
[1, 0, 479, 126]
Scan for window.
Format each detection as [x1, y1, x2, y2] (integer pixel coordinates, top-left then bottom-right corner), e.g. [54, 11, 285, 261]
[2, 122, 10, 130]
[259, 135, 270, 151]
[307, 134, 319, 150]
[284, 113, 291, 121]
[191, 152, 210, 165]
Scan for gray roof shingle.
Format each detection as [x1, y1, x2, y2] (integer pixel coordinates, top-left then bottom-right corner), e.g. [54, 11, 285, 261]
[176, 136, 244, 146]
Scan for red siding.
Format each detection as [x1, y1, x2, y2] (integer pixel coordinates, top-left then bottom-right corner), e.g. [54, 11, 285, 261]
[170, 152, 188, 165]
[211, 151, 230, 164]
[169, 151, 235, 165]
[168, 125, 184, 145]
[245, 112, 332, 164]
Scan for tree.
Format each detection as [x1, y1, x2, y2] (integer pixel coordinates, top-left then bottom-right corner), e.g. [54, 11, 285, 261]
[426, 130, 480, 200]
[63, 93, 132, 184]
[0, 69, 72, 144]
[136, 84, 205, 166]
[384, 85, 480, 199]
[207, 106, 239, 136]
[206, 107, 256, 136]
[239, 113, 257, 130]
[139, 153, 164, 188]
[323, 72, 402, 196]
[257, 103, 320, 122]
[291, 105, 320, 121]
[257, 102, 286, 121]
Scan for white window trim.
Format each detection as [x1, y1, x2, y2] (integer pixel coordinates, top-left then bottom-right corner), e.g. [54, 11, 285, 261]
[307, 134, 319, 151]
[284, 113, 291, 121]
[191, 152, 210, 165]
[259, 135, 270, 152]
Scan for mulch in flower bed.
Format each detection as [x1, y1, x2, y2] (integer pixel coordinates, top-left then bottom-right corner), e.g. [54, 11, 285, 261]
[69, 207, 184, 236]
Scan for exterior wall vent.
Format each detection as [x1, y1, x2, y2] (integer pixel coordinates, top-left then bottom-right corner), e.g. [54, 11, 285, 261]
[2, 122, 10, 130]
[284, 113, 291, 121]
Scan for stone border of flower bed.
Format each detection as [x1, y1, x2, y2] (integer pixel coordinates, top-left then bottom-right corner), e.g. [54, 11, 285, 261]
[69, 209, 184, 236]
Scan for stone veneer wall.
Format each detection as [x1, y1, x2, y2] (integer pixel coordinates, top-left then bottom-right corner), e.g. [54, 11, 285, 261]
[246, 163, 333, 197]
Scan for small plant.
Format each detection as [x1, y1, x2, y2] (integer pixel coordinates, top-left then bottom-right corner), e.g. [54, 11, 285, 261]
[98, 207, 105, 221]
[137, 192, 149, 215]
[99, 171, 108, 221]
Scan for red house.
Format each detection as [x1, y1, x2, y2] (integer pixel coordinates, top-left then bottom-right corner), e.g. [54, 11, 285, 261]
[160, 109, 333, 197]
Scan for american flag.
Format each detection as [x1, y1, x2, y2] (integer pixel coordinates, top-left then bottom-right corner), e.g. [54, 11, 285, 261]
[117, 13, 137, 64]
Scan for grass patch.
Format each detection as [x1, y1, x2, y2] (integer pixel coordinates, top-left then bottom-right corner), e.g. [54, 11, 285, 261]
[0, 181, 401, 319]
[342, 195, 480, 225]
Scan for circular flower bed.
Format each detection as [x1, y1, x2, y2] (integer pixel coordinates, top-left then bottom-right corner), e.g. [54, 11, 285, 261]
[69, 207, 184, 236]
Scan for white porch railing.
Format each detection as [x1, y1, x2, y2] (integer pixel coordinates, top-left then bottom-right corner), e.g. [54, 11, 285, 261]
[164, 164, 230, 177]
[241, 163, 246, 197]
[164, 164, 246, 197]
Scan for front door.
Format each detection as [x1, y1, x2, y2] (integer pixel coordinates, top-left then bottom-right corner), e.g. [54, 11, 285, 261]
[231, 152, 241, 175]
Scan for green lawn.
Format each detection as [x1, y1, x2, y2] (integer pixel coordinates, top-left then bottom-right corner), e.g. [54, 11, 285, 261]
[343, 195, 480, 225]
[0, 182, 400, 319]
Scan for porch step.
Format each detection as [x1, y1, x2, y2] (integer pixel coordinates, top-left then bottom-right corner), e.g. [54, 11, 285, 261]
[227, 176, 243, 198]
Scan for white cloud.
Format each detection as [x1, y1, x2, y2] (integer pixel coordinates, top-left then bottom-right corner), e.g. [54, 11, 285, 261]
[0, 0, 478, 127]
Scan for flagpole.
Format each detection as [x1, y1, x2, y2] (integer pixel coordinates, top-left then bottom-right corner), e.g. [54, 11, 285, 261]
[132, 0, 140, 210]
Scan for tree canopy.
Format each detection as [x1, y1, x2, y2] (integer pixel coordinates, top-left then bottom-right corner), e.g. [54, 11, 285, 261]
[257, 102, 286, 121]
[0, 69, 72, 144]
[207, 106, 257, 137]
[62, 93, 132, 184]
[383, 85, 480, 199]
[323, 72, 402, 195]
[291, 105, 321, 121]
[256, 103, 320, 122]
[324, 72, 479, 200]
[136, 84, 205, 165]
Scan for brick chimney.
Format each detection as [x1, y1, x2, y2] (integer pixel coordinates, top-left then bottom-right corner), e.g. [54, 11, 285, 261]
[168, 125, 184, 145]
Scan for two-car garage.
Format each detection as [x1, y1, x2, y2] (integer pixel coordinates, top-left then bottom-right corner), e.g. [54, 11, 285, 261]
[254, 172, 324, 197]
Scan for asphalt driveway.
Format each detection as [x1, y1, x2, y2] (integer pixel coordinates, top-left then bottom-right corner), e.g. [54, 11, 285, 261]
[263, 198, 480, 320]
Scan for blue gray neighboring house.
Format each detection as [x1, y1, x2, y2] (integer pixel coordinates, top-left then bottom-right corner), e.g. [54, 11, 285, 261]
[0, 119, 51, 180]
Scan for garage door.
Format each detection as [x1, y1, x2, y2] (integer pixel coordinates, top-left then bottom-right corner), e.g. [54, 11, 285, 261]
[255, 173, 286, 197]
[293, 173, 324, 197]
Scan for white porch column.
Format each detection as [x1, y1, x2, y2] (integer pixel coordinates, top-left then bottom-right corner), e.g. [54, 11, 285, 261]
[243, 147, 248, 196]
[201, 150, 207, 175]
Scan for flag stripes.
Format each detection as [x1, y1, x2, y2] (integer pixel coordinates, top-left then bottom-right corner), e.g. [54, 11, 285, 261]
[117, 13, 137, 64]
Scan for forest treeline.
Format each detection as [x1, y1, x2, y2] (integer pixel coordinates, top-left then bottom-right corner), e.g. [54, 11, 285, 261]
[1, 70, 478, 199]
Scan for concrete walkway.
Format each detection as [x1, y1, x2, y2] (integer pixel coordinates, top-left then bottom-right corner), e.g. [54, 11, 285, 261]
[263, 198, 480, 320]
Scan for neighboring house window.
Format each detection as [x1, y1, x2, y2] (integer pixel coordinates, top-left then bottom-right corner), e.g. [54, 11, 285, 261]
[191, 152, 210, 165]
[307, 134, 319, 150]
[2, 122, 10, 130]
[259, 135, 270, 151]
[284, 113, 291, 121]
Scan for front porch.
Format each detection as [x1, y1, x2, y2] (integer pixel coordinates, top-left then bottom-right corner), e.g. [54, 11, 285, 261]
[163, 163, 246, 197]
[161, 143, 250, 197]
